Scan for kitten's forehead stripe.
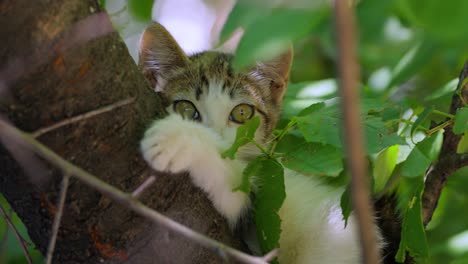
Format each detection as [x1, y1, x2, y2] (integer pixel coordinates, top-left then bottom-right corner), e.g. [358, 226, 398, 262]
[195, 87, 202, 100]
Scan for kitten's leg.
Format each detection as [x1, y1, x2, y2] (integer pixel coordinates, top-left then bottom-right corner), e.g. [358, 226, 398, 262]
[141, 114, 250, 226]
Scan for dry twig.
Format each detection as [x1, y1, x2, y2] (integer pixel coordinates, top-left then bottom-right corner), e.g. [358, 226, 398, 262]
[33, 97, 135, 138]
[131, 175, 157, 198]
[334, 0, 381, 263]
[45, 174, 70, 264]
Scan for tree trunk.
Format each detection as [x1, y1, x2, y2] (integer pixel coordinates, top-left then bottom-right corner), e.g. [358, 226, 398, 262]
[0, 1, 242, 263]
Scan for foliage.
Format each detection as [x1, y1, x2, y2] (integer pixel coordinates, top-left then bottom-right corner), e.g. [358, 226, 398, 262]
[0, 195, 43, 264]
[3, 0, 467, 263]
[220, 0, 468, 263]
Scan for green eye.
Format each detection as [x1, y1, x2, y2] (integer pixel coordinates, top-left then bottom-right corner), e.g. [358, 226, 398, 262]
[174, 100, 200, 121]
[230, 104, 254, 124]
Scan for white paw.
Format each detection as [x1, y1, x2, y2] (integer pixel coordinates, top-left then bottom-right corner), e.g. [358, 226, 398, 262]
[140, 115, 221, 173]
[141, 119, 190, 173]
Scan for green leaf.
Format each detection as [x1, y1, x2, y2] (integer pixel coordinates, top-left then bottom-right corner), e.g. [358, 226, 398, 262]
[396, 0, 468, 43]
[298, 102, 326, 116]
[254, 159, 285, 253]
[233, 8, 325, 69]
[281, 142, 343, 177]
[373, 145, 399, 193]
[296, 104, 405, 154]
[396, 177, 429, 262]
[401, 130, 444, 178]
[457, 132, 468, 154]
[424, 78, 458, 101]
[340, 185, 353, 227]
[387, 42, 434, 89]
[410, 106, 434, 139]
[234, 157, 264, 193]
[361, 96, 389, 114]
[364, 117, 406, 154]
[356, 0, 393, 42]
[222, 116, 260, 159]
[453, 107, 468, 134]
[295, 105, 342, 147]
[220, 1, 270, 43]
[127, 0, 154, 21]
[274, 133, 304, 154]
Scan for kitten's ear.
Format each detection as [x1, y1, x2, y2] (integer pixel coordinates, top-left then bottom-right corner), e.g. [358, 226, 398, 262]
[138, 22, 189, 90]
[249, 46, 293, 104]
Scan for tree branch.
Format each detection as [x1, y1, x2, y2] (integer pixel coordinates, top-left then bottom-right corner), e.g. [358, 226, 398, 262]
[422, 60, 468, 226]
[0, 120, 273, 264]
[334, 1, 381, 263]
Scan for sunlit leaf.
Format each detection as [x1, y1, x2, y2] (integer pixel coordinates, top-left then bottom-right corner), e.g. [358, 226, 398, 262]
[373, 145, 399, 193]
[401, 130, 444, 178]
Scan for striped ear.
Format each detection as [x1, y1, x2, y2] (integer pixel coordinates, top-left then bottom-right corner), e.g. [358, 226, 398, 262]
[138, 22, 189, 90]
[248, 47, 293, 104]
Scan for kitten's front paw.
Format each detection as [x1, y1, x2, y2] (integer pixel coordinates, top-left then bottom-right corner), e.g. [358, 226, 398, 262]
[140, 115, 222, 173]
[141, 118, 193, 173]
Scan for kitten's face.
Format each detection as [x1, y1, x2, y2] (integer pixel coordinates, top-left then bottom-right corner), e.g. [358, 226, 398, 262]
[139, 23, 292, 147]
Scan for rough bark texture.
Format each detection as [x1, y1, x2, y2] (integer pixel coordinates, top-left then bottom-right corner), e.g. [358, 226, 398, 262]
[0, 1, 242, 263]
[375, 62, 468, 264]
[421, 61, 468, 226]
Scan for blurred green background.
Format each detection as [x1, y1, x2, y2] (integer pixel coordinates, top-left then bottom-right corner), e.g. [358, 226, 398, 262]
[1, 0, 467, 263]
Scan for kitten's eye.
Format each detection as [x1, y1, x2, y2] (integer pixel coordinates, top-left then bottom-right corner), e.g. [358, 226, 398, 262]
[230, 104, 254, 124]
[174, 100, 201, 121]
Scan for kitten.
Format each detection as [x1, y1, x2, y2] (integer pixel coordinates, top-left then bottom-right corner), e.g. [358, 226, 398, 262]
[139, 22, 379, 263]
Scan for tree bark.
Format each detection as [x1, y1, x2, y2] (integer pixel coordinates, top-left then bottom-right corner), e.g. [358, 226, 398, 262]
[0, 1, 242, 263]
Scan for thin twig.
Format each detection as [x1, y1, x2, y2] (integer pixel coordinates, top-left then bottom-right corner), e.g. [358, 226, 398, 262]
[0, 120, 273, 264]
[131, 175, 156, 198]
[262, 249, 278, 262]
[0, 210, 11, 257]
[334, 1, 381, 263]
[45, 174, 70, 264]
[32, 97, 135, 138]
[0, 205, 33, 264]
